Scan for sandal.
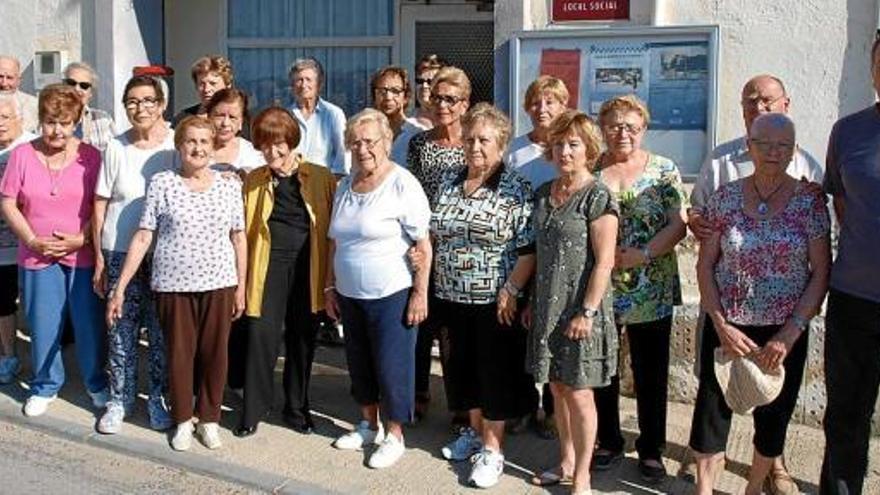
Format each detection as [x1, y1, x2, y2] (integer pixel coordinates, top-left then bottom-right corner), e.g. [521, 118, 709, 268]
[530, 467, 574, 487]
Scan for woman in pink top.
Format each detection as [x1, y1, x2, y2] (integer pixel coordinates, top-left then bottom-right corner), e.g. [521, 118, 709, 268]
[0, 84, 108, 417]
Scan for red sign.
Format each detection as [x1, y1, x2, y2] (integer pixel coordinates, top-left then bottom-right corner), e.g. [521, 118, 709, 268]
[552, 0, 630, 22]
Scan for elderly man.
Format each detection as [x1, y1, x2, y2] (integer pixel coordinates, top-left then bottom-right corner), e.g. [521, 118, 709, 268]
[819, 37, 880, 495]
[0, 56, 38, 133]
[288, 58, 350, 175]
[683, 74, 823, 495]
[62, 62, 116, 151]
[0, 95, 36, 384]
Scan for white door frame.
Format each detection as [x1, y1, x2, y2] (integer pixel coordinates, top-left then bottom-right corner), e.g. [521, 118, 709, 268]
[398, 3, 494, 72]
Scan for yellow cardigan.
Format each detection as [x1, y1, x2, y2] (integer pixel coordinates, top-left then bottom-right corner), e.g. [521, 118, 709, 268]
[243, 160, 336, 317]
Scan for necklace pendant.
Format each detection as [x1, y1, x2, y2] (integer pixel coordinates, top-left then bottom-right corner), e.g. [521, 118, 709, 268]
[757, 202, 769, 216]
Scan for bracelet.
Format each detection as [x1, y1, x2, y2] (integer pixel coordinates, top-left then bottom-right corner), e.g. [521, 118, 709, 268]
[502, 280, 521, 297]
[323, 286, 336, 293]
[25, 235, 36, 248]
[641, 246, 653, 264]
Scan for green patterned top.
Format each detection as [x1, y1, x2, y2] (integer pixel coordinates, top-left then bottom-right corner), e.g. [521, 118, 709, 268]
[596, 153, 687, 325]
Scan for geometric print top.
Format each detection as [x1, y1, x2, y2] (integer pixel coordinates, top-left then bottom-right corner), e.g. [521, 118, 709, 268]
[139, 169, 245, 293]
[705, 179, 830, 326]
[430, 164, 534, 304]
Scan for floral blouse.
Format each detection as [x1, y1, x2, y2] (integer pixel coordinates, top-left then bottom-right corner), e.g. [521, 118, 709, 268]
[596, 153, 687, 325]
[430, 165, 534, 304]
[705, 180, 829, 325]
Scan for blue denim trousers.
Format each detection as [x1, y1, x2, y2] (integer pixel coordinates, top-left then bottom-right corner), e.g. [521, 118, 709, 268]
[21, 264, 107, 397]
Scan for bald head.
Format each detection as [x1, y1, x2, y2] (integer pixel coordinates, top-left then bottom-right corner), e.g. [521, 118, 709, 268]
[0, 56, 22, 93]
[741, 74, 790, 132]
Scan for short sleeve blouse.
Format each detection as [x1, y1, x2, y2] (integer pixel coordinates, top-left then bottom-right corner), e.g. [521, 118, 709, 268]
[430, 165, 534, 304]
[406, 130, 466, 207]
[328, 166, 431, 299]
[705, 180, 830, 325]
[140, 169, 245, 292]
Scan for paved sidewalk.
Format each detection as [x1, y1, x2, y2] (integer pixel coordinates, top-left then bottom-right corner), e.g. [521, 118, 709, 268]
[0, 337, 878, 494]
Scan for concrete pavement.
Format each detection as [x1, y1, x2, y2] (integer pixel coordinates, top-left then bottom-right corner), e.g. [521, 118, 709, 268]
[0, 334, 878, 494]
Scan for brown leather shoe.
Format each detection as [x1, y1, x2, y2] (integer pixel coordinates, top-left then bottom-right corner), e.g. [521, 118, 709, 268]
[764, 466, 800, 495]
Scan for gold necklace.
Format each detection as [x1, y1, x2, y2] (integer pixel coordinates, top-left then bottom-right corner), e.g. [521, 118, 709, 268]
[41, 145, 71, 196]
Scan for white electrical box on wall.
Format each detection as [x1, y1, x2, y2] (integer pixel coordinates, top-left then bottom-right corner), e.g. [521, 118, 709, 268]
[33, 50, 68, 90]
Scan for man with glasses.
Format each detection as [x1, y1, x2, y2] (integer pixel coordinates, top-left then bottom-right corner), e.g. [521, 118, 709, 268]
[0, 55, 38, 133]
[288, 57, 350, 176]
[684, 74, 823, 494]
[370, 66, 429, 167]
[62, 62, 116, 151]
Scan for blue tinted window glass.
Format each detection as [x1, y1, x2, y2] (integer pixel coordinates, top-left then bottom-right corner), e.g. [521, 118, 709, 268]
[228, 0, 393, 38]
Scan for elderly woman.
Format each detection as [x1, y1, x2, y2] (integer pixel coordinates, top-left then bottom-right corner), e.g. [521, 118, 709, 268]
[207, 88, 265, 174]
[527, 110, 618, 495]
[412, 54, 445, 129]
[62, 62, 116, 151]
[507, 75, 569, 190]
[0, 95, 36, 384]
[326, 108, 432, 469]
[590, 95, 687, 482]
[431, 103, 536, 488]
[91, 75, 175, 434]
[0, 84, 108, 416]
[690, 113, 829, 495]
[233, 107, 335, 438]
[107, 116, 247, 451]
[172, 55, 233, 127]
[370, 66, 428, 168]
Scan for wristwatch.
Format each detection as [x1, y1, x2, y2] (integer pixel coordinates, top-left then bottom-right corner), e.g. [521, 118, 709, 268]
[641, 245, 653, 264]
[503, 280, 521, 297]
[578, 306, 599, 319]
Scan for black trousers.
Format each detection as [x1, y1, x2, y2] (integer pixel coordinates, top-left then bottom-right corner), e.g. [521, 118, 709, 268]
[821, 289, 880, 495]
[594, 316, 672, 460]
[240, 246, 316, 428]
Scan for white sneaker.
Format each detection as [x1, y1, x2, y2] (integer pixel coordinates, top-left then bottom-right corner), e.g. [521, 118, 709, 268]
[368, 434, 405, 469]
[23, 395, 56, 417]
[333, 420, 381, 450]
[97, 402, 126, 434]
[469, 449, 505, 488]
[171, 420, 194, 451]
[442, 427, 483, 461]
[88, 389, 110, 409]
[197, 422, 223, 450]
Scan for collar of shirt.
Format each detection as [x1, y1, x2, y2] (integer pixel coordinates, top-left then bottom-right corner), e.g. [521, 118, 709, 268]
[452, 163, 504, 192]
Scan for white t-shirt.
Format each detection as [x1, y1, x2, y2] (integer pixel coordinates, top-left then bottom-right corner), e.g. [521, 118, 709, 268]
[329, 165, 431, 299]
[505, 134, 558, 189]
[391, 118, 429, 168]
[690, 136, 824, 210]
[211, 137, 266, 173]
[95, 132, 177, 252]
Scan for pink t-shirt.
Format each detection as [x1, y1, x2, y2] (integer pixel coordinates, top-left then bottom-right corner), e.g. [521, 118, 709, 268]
[0, 141, 100, 268]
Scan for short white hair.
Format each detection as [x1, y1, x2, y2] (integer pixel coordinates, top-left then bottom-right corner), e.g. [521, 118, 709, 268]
[0, 94, 23, 118]
[63, 61, 98, 83]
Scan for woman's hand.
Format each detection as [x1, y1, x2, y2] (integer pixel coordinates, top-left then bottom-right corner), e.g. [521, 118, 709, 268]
[406, 289, 428, 327]
[714, 319, 759, 357]
[232, 286, 246, 320]
[324, 289, 340, 322]
[687, 209, 714, 241]
[92, 255, 107, 298]
[520, 303, 533, 329]
[49, 231, 86, 257]
[615, 246, 646, 269]
[106, 290, 125, 328]
[564, 314, 592, 341]
[496, 287, 517, 326]
[407, 245, 426, 272]
[754, 325, 800, 371]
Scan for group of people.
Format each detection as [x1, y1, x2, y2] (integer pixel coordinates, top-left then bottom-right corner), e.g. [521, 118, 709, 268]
[0, 39, 877, 495]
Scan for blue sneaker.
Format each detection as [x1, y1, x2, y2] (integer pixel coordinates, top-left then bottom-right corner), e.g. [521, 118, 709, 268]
[0, 355, 20, 384]
[441, 427, 483, 461]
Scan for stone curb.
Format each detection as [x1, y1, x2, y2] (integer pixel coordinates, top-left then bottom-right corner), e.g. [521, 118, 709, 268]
[0, 393, 337, 495]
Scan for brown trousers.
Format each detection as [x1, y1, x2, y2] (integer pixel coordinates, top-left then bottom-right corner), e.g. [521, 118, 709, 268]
[156, 288, 234, 424]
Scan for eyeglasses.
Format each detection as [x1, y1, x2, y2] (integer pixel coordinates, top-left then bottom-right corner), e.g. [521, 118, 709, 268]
[603, 123, 644, 135]
[124, 97, 159, 110]
[415, 78, 432, 86]
[349, 138, 380, 150]
[374, 86, 405, 96]
[430, 93, 465, 107]
[741, 94, 786, 111]
[62, 78, 92, 91]
[750, 139, 795, 152]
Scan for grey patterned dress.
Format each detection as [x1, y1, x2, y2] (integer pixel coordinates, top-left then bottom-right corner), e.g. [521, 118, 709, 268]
[527, 180, 620, 389]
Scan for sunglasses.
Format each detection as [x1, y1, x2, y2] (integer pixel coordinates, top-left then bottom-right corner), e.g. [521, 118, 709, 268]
[415, 78, 432, 86]
[63, 78, 92, 90]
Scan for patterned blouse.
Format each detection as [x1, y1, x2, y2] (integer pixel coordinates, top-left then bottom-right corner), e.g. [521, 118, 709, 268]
[140, 169, 245, 293]
[431, 165, 534, 304]
[595, 153, 687, 325]
[406, 130, 466, 207]
[705, 180, 829, 325]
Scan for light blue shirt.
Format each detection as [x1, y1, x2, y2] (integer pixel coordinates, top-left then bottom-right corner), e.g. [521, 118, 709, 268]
[290, 97, 350, 175]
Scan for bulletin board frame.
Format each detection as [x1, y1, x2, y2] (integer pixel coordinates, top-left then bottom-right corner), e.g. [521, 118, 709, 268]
[509, 25, 720, 178]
